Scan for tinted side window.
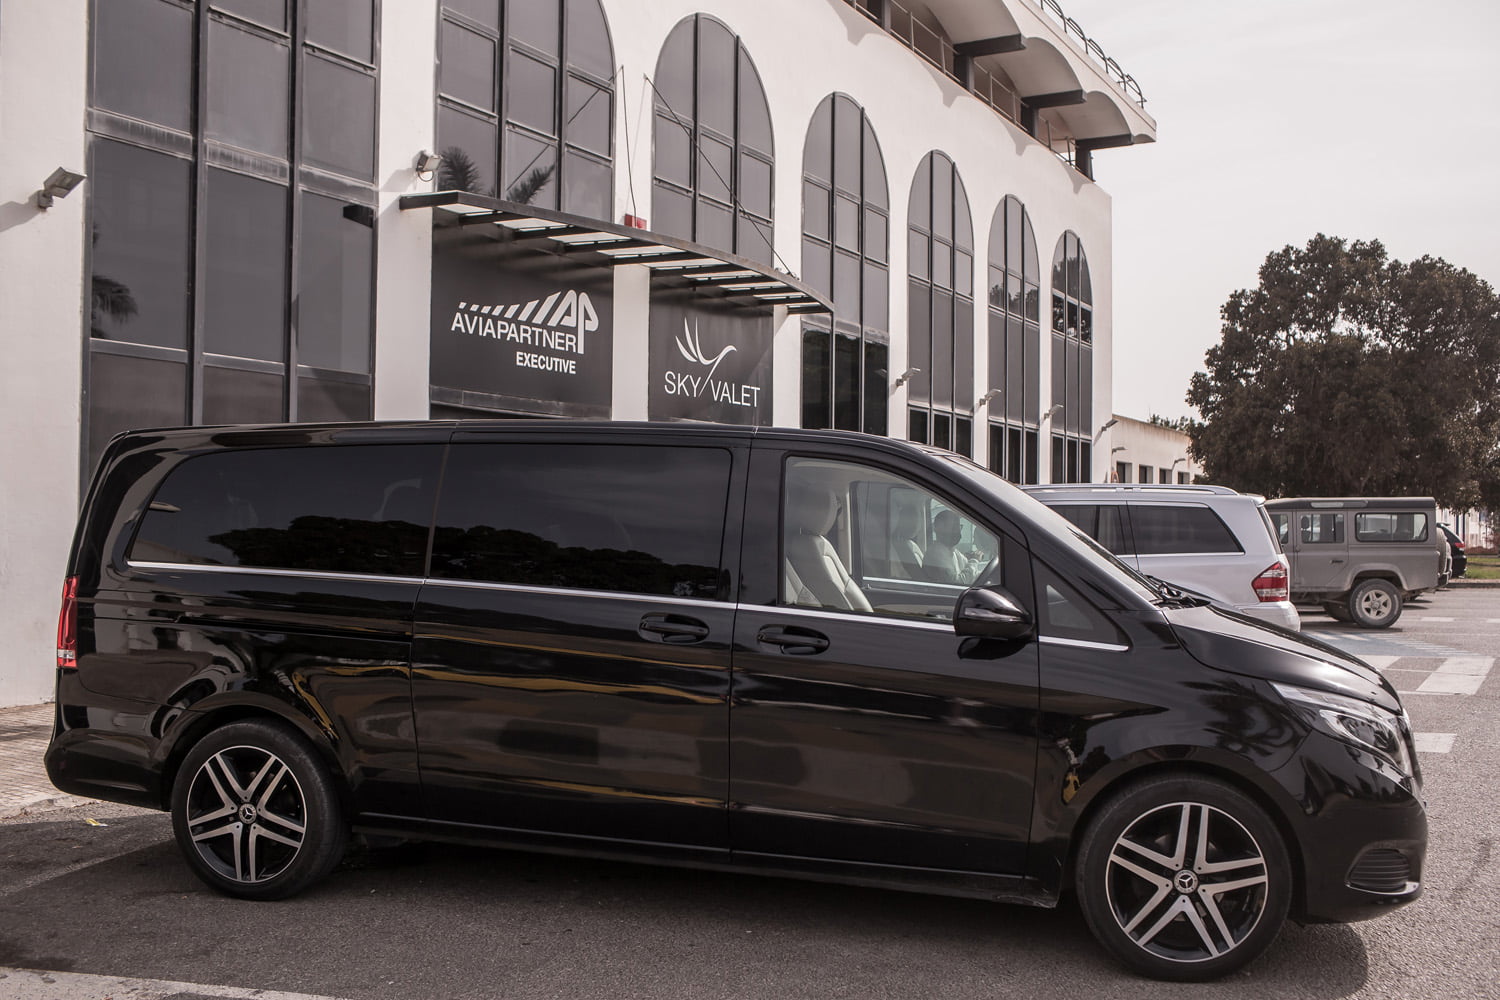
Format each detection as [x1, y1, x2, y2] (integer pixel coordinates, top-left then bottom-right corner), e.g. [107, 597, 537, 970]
[1035, 562, 1125, 646]
[1355, 512, 1429, 542]
[1129, 505, 1243, 555]
[1299, 512, 1345, 544]
[431, 444, 730, 599]
[131, 445, 442, 576]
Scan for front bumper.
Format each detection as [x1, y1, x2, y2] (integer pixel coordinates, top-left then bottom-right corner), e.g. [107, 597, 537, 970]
[1278, 732, 1427, 923]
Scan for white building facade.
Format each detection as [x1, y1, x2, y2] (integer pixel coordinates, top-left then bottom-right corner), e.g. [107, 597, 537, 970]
[0, 0, 1154, 706]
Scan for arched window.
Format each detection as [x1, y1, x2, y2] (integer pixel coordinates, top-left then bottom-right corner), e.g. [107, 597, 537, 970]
[651, 15, 774, 263]
[801, 94, 889, 434]
[1049, 231, 1094, 482]
[986, 195, 1041, 483]
[906, 151, 974, 456]
[435, 0, 615, 218]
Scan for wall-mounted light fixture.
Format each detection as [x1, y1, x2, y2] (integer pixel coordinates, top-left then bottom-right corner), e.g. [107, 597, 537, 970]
[35, 167, 85, 209]
[1096, 417, 1118, 435]
[1043, 403, 1063, 423]
[1110, 445, 1127, 455]
[977, 389, 1002, 408]
[414, 150, 443, 181]
[893, 368, 921, 389]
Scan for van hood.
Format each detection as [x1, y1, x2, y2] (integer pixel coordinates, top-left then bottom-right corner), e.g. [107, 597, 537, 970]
[1161, 604, 1401, 713]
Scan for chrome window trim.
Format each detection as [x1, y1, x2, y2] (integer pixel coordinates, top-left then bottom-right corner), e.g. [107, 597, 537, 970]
[418, 576, 729, 609]
[127, 560, 428, 587]
[1039, 635, 1130, 653]
[744, 602, 955, 633]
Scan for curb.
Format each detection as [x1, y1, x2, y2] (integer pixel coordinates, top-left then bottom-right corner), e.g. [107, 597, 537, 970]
[1444, 578, 1500, 588]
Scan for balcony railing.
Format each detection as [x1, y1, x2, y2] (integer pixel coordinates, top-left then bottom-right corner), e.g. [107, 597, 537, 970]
[845, 0, 1145, 168]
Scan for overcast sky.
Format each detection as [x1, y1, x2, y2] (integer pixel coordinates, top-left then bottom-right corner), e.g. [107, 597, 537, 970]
[1061, 0, 1500, 422]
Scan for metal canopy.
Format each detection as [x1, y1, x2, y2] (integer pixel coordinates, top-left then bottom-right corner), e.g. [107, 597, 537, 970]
[401, 190, 833, 315]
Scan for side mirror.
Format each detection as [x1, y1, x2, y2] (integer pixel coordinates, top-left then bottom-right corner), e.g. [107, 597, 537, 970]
[954, 586, 1035, 641]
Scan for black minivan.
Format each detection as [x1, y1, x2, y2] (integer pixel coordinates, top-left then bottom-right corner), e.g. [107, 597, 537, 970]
[47, 422, 1425, 980]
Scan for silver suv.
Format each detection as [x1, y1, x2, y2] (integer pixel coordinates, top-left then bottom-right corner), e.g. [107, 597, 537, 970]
[1022, 484, 1299, 631]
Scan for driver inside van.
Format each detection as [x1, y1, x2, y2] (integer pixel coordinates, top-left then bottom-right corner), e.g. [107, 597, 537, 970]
[925, 509, 971, 583]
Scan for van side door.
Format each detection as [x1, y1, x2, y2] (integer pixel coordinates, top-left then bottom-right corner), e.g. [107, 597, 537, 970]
[728, 444, 1038, 874]
[1290, 510, 1349, 591]
[410, 432, 744, 851]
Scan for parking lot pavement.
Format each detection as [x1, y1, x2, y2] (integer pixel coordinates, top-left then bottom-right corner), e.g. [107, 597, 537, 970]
[0, 704, 90, 820]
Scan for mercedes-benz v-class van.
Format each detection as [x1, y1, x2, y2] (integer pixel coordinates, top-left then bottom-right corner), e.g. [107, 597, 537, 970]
[47, 423, 1425, 980]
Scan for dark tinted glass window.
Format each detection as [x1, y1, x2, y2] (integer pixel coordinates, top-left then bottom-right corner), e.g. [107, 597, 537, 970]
[1035, 562, 1125, 645]
[94, 0, 194, 131]
[1299, 513, 1344, 544]
[204, 169, 288, 361]
[437, 105, 499, 195]
[90, 140, 193, 349]
[1355, 512, 1429, 542]
[1051, 504, 1129, 555]
[207, 19, 290, 158]
[131, 445, 442, 576]
[214, 0, 286, 31]
[298, 193, 373, 372]
[306, 0, 374, 62]
[202, 366, 284, 424]
[431, 444, 730, 598]
[297, 378, 371, 422]
[1130, 505, 1242, 555]
[303, 55, 376, 180]
[87, 353, 187, 475]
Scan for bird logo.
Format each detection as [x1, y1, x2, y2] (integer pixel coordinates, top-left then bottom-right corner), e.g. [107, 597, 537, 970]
[675, 320, 737, 394]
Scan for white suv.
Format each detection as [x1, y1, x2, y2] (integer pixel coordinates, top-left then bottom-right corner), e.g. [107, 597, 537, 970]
[1021, 484, 1300, 631]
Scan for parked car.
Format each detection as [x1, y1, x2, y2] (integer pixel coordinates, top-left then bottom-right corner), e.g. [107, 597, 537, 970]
[49, 423, 1425, 980]
[1021, 484, 1299, 631]
[1265, 497, 1442, 628]
[1437, 528, 1452, 588]
[1437, 523, 1467, 578]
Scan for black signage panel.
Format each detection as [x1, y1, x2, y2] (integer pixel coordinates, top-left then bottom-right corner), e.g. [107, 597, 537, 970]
[430, 231, 612, 415]
[649, 281, 773, 425]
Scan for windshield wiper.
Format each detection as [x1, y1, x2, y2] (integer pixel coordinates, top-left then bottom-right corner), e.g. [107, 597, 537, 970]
[1144, 575, 1211, 608]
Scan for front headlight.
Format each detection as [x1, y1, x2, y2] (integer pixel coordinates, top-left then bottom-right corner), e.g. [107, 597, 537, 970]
[1274, 683, 1414, 778]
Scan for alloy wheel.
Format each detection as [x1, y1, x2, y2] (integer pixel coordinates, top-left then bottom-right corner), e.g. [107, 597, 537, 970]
[1104, 801, 1270, 964]
[183, 745, 308, 884]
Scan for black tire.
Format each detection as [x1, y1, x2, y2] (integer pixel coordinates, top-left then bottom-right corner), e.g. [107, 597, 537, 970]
[1076, 774, 1292, 981]
[1348, 578, 1401, 629]
[170, 719, 347, 900]
[1321, 602, 1352, 623]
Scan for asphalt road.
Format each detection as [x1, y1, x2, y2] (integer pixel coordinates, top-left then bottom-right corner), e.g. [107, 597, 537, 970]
[2, 589, 1496, 1000]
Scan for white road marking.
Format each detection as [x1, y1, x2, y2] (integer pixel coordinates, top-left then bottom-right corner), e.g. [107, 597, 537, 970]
[1416, 656, 1494, 696]
[0, 968, 355, 1000]
[1413, 733, 1456, 754]
[1418, 616, 1456, 622]
[1361, 655, 1401, 671]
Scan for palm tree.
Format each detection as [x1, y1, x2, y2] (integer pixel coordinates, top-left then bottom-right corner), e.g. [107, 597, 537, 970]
[89, 227, 137, 339]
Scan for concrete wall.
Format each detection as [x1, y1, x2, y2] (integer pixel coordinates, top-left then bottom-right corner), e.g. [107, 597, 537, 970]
[0, 0, 89, 707]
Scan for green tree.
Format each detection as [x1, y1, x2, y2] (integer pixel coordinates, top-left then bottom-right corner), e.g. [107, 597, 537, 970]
[1186, 234, 1500, 509]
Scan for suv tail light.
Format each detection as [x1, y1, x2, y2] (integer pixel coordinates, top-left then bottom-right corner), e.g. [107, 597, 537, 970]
[56, 576, 78, 669]
[1452, 539, 1465, 552]
[1252, 563, 1289, 603]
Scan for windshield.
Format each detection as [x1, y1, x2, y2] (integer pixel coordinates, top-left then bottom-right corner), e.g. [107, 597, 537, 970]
[934, 454, 1162, 607]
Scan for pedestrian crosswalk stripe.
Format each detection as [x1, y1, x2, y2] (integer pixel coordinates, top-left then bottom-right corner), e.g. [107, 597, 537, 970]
[1418, 616, 1455, 622]
[1362, 655, 1400, 671]
[1416, 656, 1493, 696]
[1413, 733, 1456, 754]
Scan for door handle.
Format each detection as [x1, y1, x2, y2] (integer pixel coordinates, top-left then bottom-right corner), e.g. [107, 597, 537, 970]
[638, 613, 710, 644]
[756, 626, 830, 655]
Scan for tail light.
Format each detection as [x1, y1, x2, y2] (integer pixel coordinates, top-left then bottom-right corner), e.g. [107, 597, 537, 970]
[56, 576, 78, 669]
[1453, 539, 1465, 552]
[1252, 562, 1289, 602]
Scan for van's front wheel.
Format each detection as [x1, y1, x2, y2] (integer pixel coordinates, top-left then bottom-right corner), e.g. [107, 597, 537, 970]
[1076, 775, 1292, 981]
[1349, 578, 1401, 628]
[170, 719, 347, 900]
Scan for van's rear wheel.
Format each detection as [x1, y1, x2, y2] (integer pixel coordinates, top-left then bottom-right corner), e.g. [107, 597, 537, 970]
[171, 719, 347, 900]
[1076, 775, 1291, 981]
[1322, 602, 1352, 622]
[1348, 579, 1401, 628]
